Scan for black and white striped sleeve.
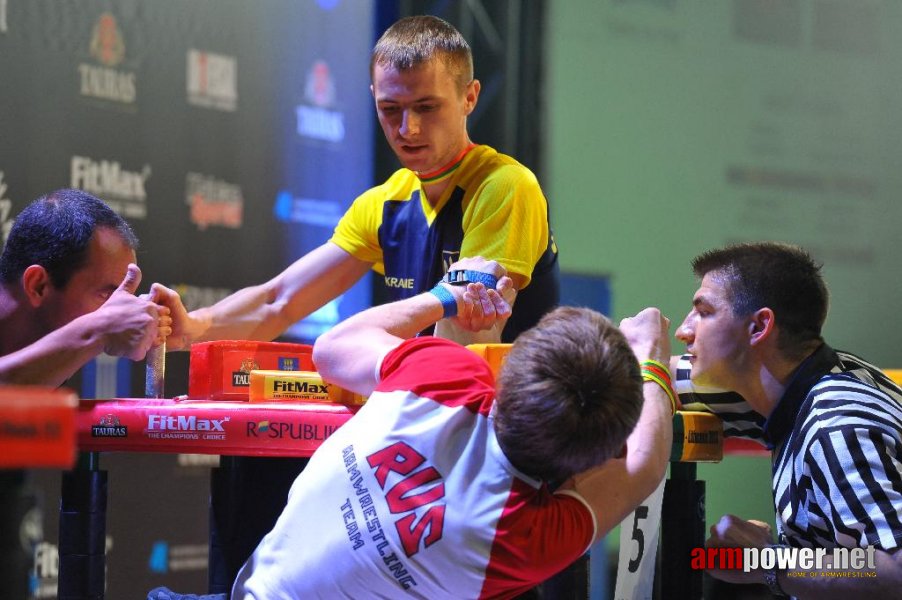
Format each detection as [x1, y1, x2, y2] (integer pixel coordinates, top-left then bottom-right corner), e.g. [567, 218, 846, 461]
[806, 424, 902, 550]
[673, 354, 765, 441]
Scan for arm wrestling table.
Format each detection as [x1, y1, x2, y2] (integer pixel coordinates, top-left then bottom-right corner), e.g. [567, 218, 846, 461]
[61, 397, 357, 599]
[63, 397, 724, 600]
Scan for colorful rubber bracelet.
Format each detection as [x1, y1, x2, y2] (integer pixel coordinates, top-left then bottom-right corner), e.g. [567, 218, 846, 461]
[641, 371, 678, 416]
[428, 284, 458, 318]
[641, 359, 672, 382]
[640, 360, 678, 415]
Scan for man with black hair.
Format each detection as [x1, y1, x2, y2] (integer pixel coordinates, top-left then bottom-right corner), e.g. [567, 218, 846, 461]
[0, 188, 171, 387]
[674, 242, 902, 598]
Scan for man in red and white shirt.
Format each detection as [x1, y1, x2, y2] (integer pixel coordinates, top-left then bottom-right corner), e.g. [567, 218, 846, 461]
[232, 257, 674, 599]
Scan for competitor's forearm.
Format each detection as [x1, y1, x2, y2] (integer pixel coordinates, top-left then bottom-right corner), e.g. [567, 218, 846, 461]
[172, 243, 371, 348]
[434, 320, 502, 344]
[569, 380, 673, 541]
[186, 284, 286, 344]
[0, 315, 107, 387]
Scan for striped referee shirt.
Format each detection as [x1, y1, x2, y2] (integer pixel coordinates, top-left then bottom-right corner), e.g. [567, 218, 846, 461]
[676, 344, 902, 551]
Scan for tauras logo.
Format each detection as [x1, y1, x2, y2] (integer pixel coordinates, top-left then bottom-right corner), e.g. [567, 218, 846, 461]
[232, 358, 257, 387]
[79, 63, 136, 103]
[71, 156, 150, 218]
[296, 59, 345, 142]
[92, 414, 127, 438]
[78, 13, 136, 104]
[296, 105, 345, 142]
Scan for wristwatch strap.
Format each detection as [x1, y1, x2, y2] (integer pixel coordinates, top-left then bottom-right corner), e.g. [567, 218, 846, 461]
[443, 269, 499, 289]
[763, 545, 790, 598]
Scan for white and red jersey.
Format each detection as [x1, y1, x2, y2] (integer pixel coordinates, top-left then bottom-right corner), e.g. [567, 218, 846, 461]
[233, 337, 596, 599]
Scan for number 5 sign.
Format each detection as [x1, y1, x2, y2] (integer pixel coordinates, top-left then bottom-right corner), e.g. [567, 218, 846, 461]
[614, 476, 666, 600]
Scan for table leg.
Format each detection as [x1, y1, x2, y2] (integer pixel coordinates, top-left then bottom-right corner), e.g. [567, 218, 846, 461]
[660, 463, 705, 600]
[0, 470, 35, 597]
[58, 452, 106, 600]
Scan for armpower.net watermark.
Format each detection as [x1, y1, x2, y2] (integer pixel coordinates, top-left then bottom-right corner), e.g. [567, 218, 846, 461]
[691, 545, 879, 578]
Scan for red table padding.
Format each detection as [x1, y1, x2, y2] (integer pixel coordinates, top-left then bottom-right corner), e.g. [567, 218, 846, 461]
[77, 398, 358, 457]
[0, 386, 78, 468]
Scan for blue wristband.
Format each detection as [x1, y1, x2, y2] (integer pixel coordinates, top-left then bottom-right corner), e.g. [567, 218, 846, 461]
[443, 269, 499, 290]
[429, 283, 458, 318]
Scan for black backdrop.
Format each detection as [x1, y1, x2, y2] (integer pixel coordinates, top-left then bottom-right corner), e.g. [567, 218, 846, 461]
[2, 1, 374, 596]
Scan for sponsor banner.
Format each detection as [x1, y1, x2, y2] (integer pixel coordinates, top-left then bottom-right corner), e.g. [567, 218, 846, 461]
[70, 155, 151, 219]
[273, 191, 342, 227]
[75, 398, 355, 456]
[32, 535, 114, 599]
[91, 413, 128, 438]
[185, 172, 244, 230]
[148, 541, 208, 574]
[295, 59, 345, 143]
[31, 541, 60, 598]
[186, 49, 237, 112]
[78, 13, 137, 106]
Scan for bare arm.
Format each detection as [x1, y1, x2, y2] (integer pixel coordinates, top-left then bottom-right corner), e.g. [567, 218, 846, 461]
[0, 265, 166, 387]
[314, 257, 512, 396]
[559, 308, 674, 543]
[162, 242, 372, 350]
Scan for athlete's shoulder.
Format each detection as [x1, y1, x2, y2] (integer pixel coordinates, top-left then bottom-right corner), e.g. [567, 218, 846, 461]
[379, 337, 496, 414]
[468, 144, 533, 174]
[358, 168, 419, 203]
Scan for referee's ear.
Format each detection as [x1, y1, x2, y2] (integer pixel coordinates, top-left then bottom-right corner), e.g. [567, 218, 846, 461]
[748, 308, 775, 347]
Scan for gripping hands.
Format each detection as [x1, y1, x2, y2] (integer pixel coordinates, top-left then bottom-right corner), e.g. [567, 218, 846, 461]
[436, 257, 514, 333]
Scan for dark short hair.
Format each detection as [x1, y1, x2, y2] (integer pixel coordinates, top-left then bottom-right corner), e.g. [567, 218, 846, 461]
[692, 242, 828, 355]
[0, 189, 138, 288]
[371, 15, 474, 91]
[495, 307, 644, 483]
